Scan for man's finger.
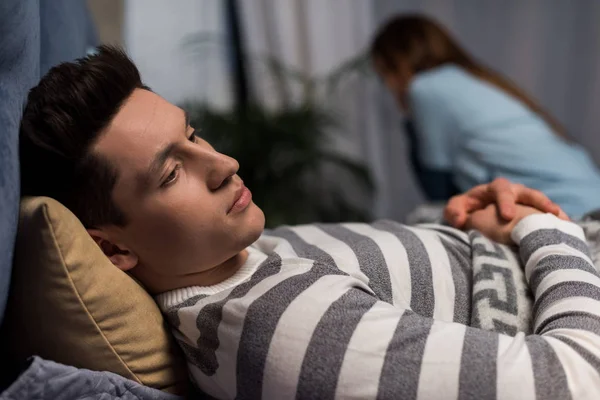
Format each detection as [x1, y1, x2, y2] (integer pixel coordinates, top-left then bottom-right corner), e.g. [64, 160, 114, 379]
[488, 179, 516, 220]
[495, 191, 517, 220]
[444, 196, 464, 227]
[557, 209, 570, 221]
[516, 189, 561, 216]
[445, 195, 483, 227]
[462, 183, 492, 202]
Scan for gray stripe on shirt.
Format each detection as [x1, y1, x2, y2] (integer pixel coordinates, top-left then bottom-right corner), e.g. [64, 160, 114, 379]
[520, 229, 589, 262]
[191, 254, 283, 375]
[166, 294, 208, 328]
[533, 281, 600, 316]
[440, 238, 472, 324]
[529, 255, 598, 294]
[236, 263, 347, 400]
[268, 227, 336, 266]
[377, 311, 432, 400]
[296, 289, 378, 399]
[318, 224, 394, 304]
[526, 337, 572, 400]
[458, 328, 498, 400]
[373, 220, 435, 317]
[537, 312, 600, 336]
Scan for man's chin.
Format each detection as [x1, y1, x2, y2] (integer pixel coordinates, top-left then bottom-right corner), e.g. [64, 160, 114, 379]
[247, 211, 266, 243]
[248, 203, 266, 231]
[228, 202, 265, 247]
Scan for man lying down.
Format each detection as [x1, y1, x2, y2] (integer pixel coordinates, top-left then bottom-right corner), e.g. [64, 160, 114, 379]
[19, 46, 600, 400]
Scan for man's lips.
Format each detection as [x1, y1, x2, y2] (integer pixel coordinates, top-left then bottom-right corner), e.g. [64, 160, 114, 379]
[228, 184, 252, 214]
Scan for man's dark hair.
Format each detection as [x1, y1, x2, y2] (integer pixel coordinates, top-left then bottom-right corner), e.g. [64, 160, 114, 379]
[20, 45, 149, 228]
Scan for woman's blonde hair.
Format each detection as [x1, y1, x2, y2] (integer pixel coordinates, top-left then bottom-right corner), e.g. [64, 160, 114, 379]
[371, 14, 568, 139]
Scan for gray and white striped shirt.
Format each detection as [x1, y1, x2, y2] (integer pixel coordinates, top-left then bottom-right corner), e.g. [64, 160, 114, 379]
[157, 214, 600, 399]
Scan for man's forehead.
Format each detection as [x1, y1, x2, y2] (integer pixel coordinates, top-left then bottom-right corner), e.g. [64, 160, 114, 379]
[93, 89, 183, 175]
[112, 89, 174, 132]
[99, 90, 179, 142]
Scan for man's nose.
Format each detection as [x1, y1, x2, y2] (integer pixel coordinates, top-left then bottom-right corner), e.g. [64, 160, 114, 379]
[206, 152, 239, 191]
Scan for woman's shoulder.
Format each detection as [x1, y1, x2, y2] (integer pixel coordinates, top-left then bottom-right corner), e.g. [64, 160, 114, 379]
[409, 64, 474, 95]
[408, 64, 487, 125]
[408, 64, 534, 127]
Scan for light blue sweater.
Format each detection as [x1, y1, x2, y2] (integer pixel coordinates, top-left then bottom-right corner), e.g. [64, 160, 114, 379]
[408, 64, 600, 217]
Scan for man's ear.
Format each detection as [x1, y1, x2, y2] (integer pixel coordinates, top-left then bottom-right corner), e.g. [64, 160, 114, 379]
[87, 228, 139, 271]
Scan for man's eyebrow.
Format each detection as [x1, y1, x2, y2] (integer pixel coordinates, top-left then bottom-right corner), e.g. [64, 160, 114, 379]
[137, 111, 190, 190]
[143, 142, 178, 186]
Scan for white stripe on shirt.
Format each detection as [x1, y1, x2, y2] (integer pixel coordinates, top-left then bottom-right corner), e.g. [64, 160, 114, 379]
[416, 321, 466, 400]
[545, 335, 600, 399]
[335, 306, 404, 400]
[262, 274, 348, 399]
[408, 226, 456, 321]
[496, 332, 536, 400]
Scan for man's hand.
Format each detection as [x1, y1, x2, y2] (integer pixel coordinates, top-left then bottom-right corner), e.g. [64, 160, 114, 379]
[464, 203, 541, 244]
[444, 178, 568, 229]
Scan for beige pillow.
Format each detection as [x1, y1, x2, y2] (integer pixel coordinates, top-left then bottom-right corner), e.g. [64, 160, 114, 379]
[4, 197, 189, 394]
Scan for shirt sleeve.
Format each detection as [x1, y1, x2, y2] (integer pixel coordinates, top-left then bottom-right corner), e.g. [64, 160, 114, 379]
[257, 214, 600, 399]
[404, 119, 460, 201]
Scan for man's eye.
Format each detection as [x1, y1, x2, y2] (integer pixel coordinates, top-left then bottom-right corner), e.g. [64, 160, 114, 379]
[188, 132, 197, 143]
[161, 165, 181, 188]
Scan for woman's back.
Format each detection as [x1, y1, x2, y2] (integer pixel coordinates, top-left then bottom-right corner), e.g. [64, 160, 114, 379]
[408, 64, 600, 217]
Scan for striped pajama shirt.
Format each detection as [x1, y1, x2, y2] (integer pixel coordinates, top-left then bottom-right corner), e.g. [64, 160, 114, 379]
[156, 214, 600, 399]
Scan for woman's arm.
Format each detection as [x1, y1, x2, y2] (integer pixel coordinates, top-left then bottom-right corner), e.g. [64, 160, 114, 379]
[408, 66, 464, 172]
[404, 119, 460, 201]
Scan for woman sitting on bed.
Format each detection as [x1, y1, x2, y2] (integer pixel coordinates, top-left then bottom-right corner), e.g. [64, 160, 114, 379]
[371, 14, 600, 218]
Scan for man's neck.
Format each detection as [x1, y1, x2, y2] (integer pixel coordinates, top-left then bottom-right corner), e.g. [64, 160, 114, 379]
[138, 249, 250, 295]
